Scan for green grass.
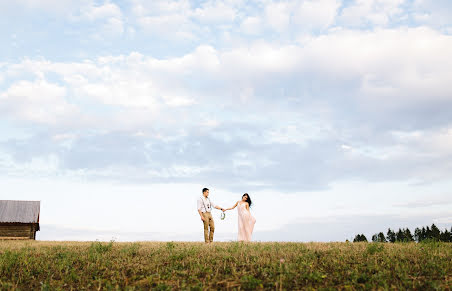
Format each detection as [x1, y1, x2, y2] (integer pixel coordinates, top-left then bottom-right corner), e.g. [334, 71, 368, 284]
[0, 241, 450, 290]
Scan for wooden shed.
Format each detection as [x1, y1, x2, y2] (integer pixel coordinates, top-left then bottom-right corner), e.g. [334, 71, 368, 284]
[0, 200, 40, 240]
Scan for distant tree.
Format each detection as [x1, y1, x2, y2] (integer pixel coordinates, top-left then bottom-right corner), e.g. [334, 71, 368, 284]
[403, 228, 414, 242]
[372, 232, 386, 242]
[387, 228, 396, 243]
[353, 234, 368, 242]
[414, 227, 421, 242]
[372, 234, 378, 242]
[378, 232, 386, 242]
[421, 227, 427, 241]
[425, 226, 432, 240]
[361, 234, 368, 242]
[353, 224, 451, 243]
[431, 224, 441, 241]
[439, 229, 452, 242]
[396, 228, 405, 242]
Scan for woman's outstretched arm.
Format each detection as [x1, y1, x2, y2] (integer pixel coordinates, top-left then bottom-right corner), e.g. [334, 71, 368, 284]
[225, 201, 239, 211]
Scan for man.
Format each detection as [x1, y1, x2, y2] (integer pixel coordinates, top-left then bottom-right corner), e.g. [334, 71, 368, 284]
[197, 188, 224, 243]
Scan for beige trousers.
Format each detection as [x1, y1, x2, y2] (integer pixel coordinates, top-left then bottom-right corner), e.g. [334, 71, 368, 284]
[202, 212, 215, 243]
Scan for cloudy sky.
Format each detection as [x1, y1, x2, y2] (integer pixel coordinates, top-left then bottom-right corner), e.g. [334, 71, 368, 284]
[1, 0, 451, 242]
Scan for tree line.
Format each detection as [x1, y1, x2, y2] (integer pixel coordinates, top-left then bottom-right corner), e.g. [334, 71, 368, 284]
[352, 224, 452, 242]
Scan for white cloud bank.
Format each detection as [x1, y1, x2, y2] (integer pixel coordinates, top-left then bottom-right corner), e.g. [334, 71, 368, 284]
[1, 26, 451, 129]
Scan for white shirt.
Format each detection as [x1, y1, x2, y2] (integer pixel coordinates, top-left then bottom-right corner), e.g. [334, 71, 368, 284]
[197, 196, 217, 213]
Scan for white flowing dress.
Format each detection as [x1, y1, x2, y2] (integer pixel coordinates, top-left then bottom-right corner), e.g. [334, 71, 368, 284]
[237, 202, 256, 241]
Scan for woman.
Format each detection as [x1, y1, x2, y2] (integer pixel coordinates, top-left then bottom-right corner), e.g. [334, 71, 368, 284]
[225, 193, 256, 241]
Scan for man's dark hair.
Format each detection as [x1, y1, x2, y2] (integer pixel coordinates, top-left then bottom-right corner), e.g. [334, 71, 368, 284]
[202, 188, 209, 193]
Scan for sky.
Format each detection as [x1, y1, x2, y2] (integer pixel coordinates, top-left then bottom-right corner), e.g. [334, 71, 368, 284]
[1, 0, 451, 242]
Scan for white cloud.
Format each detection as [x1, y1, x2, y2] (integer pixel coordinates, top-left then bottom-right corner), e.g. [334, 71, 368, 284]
[240, 16, 262, 35]
[0, 79, 78, 125]
[1, 51, 213, 129]
[2, 1, 126, 39]
[137, 14, 196, 40]
[1, 0, 90, 14]
[220, 43, 302, 77]
[163, 96, 195, 107]
[78, 2, 122, 21]
[100, 17, 124, 36]
[391, 128, 452, 158]
[75, 79, 159, 109]
[216, 26, 452, 104]
[434, 217, 452, 224]
[2, 26, 451, 130]
[130, 0, 197, 40]
[293, 0, 340, 31]
[72, 2, 124, 37]
[297, 27, 452, 104]
[264, 1, 292, 33]
[193, 1, 237, 24]
[341, 144, 352, 150]
[130, 0, 191, 16]
[339, 0, 405, 27]
[412, 0, 452, 30]
[260, 0, 340, 34]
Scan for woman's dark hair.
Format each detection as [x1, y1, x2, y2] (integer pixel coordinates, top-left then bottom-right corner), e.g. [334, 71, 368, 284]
[242, 193, 252, 208]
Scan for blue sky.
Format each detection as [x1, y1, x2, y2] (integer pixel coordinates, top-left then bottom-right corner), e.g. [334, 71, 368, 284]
[1, 0, 451, 241]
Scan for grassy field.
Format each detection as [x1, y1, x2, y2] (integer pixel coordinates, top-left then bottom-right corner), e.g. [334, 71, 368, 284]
[0, 241, 450, 290]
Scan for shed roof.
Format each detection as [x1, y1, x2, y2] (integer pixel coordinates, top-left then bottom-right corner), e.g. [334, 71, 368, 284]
[0, 200, 40, 223]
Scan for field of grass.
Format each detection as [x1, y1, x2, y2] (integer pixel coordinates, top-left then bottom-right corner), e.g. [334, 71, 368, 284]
[0, 240, 450, 290]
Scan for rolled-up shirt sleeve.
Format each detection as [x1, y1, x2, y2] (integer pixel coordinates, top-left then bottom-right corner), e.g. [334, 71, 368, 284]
[210, 200, 217, 209]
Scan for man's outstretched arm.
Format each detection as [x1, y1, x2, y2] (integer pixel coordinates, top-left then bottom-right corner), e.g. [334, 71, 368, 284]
[214, 206, 225, 211]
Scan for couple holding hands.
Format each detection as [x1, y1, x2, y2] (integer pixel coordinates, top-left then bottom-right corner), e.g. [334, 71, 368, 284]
[197, 188, 256, 243]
